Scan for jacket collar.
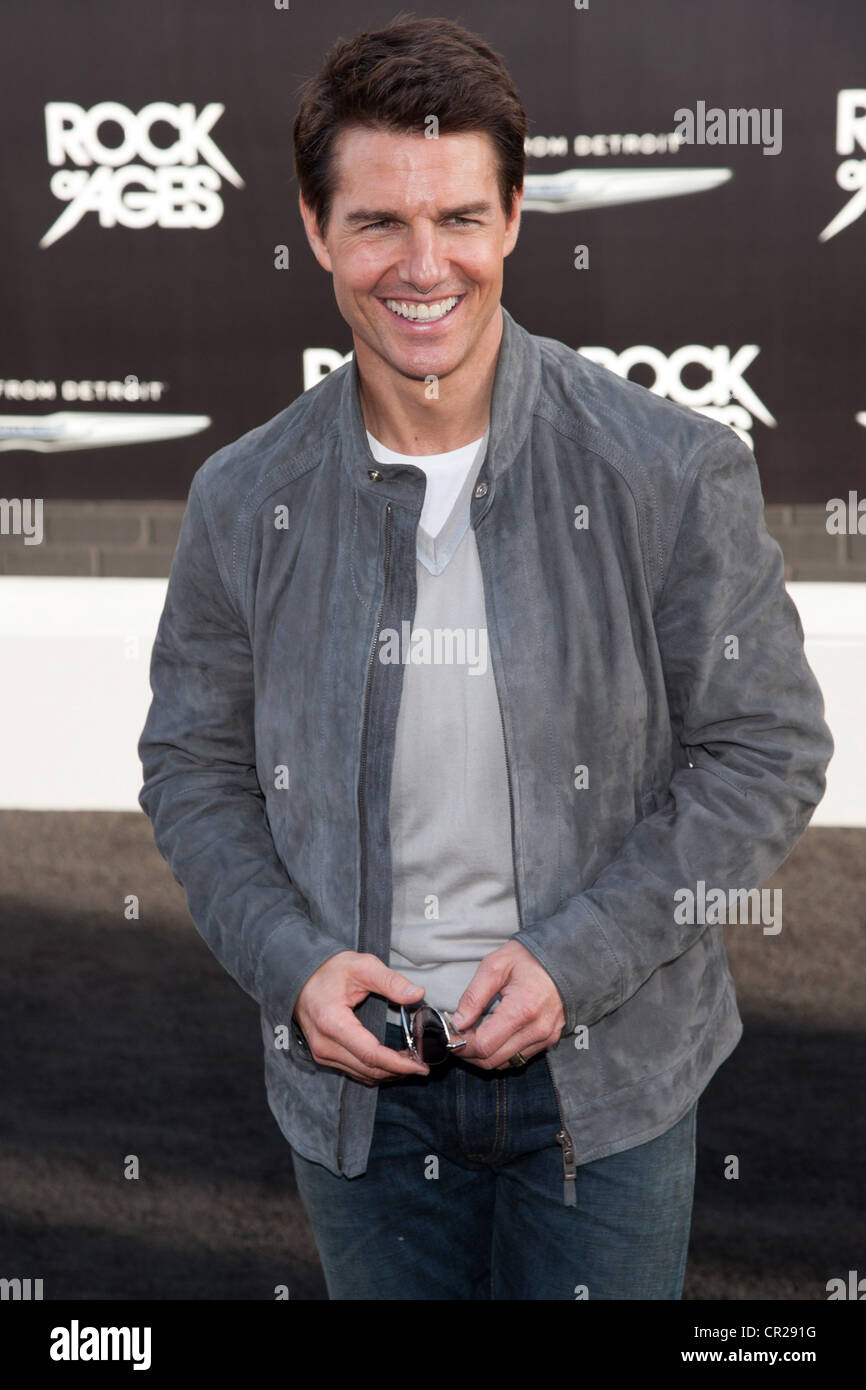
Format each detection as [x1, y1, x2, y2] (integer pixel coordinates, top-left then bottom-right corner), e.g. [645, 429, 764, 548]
[338, 304, 542, 505]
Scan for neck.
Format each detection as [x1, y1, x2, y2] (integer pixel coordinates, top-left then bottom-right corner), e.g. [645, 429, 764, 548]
[356, 305, 502, 455]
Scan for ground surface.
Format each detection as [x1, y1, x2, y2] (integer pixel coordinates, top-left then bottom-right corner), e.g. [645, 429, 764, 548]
[0, 812, 862, 1300]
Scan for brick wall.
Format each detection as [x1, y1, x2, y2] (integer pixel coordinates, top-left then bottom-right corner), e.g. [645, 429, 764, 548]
[0, 499, 863, 581]
[0, 501, 184, 577]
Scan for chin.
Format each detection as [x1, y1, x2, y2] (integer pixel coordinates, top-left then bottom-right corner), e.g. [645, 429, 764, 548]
[389, 338, 466, 372]
[398, 355, 462, 383]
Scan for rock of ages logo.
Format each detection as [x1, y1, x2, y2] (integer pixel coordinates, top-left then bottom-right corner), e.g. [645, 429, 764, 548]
[819, 90, 866, 243]
[577, 344, 775, 452]
[40, 102, 244, 248]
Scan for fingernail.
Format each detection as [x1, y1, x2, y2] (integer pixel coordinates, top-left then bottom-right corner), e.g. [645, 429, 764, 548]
[453, 1012, 464, 1028]
[403, 983, 420, 999]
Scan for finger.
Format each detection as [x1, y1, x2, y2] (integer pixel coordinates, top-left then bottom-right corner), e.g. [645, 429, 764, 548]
[318, 1038, 422, 1084]
[335, 1050, 428, 1084]
[458, 998, 534, 1061]
[463, 1012, 560, 1071]
[322, 1049, 406, 1085]
[490, 1031, 545, 1071]
[452, 965, 506, 1031]
[351, 955, 427, 1007]
[485, 1021, 560, 1070]
[321, 1013, 429, 1079]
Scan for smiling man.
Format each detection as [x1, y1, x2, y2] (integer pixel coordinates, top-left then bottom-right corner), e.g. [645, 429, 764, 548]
[138, 16, 833, 1300]
[301, 123, 517, 458]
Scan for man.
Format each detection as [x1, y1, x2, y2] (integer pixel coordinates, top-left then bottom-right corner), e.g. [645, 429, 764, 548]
[138, 16, 833, 1300]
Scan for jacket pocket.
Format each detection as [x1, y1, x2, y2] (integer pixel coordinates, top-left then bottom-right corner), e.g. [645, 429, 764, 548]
[289, 1020, 320, 1072]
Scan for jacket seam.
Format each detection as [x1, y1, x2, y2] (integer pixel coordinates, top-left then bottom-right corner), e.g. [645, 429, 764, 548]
[541, 344, 734, 469]
[195, 478, 247, 627]
[252, 919, 291, 1001]
[229, 424, 343, 613]
[581, 899, 626, 1009]
[474, 522, 531, 926]
[533, 401, 657, 602]
[537, 384, 737, 605]
[349, 485, 364, 603]
[652, 434, 729, 613]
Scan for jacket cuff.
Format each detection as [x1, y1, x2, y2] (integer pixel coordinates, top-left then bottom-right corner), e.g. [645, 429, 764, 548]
[253, 917, 349, 1029]
[517, 899, 624, 1036]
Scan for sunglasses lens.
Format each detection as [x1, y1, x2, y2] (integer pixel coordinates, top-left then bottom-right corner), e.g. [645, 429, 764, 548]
[413, 1006, 450, 1065]
[423, 1030, 450, 1065]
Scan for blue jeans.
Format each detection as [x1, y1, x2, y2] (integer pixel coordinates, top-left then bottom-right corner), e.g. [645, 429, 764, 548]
[290, 1023, 697, 1300]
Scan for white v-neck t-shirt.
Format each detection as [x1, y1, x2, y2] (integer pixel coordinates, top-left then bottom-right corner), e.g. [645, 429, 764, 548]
[366, 427, 518, 1024]
[365, 429, 487, 539]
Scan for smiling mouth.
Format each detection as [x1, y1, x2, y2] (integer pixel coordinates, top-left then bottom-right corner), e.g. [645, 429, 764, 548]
[380, 294, 464, 325]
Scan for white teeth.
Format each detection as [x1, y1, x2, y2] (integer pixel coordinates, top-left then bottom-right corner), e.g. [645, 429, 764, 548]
[384, 295, 459, 321]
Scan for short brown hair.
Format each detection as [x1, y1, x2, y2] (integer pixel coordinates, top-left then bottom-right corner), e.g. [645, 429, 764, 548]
[293, 14, 527, 236]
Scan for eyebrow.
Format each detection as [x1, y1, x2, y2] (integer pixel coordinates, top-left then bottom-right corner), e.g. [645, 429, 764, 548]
[343, 201, 494, 227]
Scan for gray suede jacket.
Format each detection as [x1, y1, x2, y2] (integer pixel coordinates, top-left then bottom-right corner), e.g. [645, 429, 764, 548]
[138, 305, 833, 1201]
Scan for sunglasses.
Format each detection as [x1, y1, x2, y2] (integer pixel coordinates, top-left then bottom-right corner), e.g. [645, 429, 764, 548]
[400, 1003, 468, 1066]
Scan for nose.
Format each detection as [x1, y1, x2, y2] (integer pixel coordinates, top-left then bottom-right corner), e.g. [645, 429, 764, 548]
[397, 220, 449, 295]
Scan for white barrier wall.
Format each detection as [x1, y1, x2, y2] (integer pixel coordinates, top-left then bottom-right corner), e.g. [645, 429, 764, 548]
[0, 577, 863, 824]
[0, 578, 167, 813]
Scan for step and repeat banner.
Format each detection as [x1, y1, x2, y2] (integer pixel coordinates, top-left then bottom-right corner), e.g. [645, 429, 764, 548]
[1, 0, 864, 502]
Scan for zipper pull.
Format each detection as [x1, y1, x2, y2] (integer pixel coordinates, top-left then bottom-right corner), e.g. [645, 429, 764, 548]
[556, 1129, 577, 1207]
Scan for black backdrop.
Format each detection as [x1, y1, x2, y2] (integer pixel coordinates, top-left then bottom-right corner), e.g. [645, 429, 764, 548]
[1, 0, 864, 503]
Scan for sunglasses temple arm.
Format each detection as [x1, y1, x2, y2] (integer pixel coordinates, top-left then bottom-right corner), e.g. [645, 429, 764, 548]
[441, 1010, 469, 1050]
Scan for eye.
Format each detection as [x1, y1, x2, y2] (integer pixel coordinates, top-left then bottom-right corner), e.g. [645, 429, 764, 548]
[362, 216, 477, 231]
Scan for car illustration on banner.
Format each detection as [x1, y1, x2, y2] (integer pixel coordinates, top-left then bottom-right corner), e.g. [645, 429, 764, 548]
[0, 412, 211, 452]
[522, 167, 732, 211]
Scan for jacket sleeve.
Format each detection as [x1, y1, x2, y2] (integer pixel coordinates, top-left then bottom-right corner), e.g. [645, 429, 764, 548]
[138, 469, 349, 1025]
[516, 429, 834, 1035]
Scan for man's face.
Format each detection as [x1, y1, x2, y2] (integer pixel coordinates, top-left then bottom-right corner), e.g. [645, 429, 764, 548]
[300, 126, 522, 383]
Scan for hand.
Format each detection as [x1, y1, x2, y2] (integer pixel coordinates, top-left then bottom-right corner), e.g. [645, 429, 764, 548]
[293, 951, 430, 1085]
[451, 940, 566, 1070]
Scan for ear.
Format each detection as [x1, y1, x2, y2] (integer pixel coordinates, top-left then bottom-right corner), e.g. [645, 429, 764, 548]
[502, 185, 523, 258]
[299, 195, 333, 273]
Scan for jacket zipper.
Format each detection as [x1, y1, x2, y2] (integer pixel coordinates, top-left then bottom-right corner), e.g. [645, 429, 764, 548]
[337, 501, 393, 1173]
[484, 522, 578, 1208]
[554, 1117, 578, 1207]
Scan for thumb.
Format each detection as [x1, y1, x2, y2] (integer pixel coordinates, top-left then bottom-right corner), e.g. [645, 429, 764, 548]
[453, 960, 502, 1031]
[357, 954, 426, 1005]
